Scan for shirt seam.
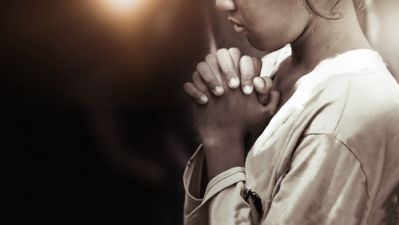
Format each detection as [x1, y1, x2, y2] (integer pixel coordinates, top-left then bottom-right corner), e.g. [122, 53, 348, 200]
[333, 79, 351, 133]
[302, 133, 371, 203]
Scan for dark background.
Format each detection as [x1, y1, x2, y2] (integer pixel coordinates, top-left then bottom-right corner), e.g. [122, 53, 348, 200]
[1, 0, 204, 224]
[1, 0, 398, 224]
[0, 0, 258, 224]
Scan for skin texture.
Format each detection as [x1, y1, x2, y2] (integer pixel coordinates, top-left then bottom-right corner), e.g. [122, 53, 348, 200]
[183, 47, 273, 105]
[185, 0, 371, 180]
[226, 0, 311, 52]
[184, 51, 280, 179]
[191, 69, 280, 179]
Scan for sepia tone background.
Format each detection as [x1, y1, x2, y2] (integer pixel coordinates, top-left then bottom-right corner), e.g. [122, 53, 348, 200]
[1, 0, 398, 224]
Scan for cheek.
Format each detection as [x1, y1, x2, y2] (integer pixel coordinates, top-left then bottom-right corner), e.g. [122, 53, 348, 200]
[245, 20, 288, 51]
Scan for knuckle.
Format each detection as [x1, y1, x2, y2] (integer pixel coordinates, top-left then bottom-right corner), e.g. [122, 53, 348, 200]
[208, 74, 217, 82]
[205, 54, 216, 62]
[228, 47, 239, 52]
[240, 55, 252, 66]
[192, 71, 199, 80]
[183, 82, 192, 90]
[183, 82, 190, 88]
[183, 83, 194, 94]
[241, 78, 251, 85]
[242, 55, 252, 61]
[225, 70, 236, 78]
[205, 77, 217, 87]
[216, 49, 230, 61]
[216, 48, 228, 55]
[240, 74, 252, 82]
[196, 62, 207, 71]
[241, 72, 251, 79]
[228, 48, 241, 57]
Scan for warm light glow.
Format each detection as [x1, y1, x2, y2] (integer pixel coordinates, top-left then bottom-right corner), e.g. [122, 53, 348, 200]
[86, 0, 156, 34]
[102, 0, 140, 14]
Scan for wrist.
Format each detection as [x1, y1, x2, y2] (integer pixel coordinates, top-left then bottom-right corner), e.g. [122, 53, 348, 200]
[201, 129, 244, 150]
[201, 131, 246, 180]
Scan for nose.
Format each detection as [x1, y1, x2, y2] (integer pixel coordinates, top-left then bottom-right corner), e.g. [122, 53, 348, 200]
[216, 0, 236, 12]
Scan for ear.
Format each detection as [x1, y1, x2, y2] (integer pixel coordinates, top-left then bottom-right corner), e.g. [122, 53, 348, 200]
[304, 0, 343, 19]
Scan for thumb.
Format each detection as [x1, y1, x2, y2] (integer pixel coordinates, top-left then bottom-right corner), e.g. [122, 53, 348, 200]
[264, 91, 280, 115]
[253, 77, 273, 105]
[259, 91, 280, 130]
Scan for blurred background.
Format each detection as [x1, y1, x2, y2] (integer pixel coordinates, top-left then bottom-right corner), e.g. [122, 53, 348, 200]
[1, 0, 398, 224]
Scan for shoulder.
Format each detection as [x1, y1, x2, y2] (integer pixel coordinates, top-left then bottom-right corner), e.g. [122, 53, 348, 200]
[298, 69, 399, 198]
[304, 69, 399, 138]
[303, 68, 399, 177]
[334, 70, 399, 140]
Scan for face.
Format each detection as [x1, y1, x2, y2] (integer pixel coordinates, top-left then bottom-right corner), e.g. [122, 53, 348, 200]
[216, 0, 312, 51]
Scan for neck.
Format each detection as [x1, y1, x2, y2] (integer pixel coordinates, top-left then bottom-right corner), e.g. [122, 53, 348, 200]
[290, 3, 371, 72]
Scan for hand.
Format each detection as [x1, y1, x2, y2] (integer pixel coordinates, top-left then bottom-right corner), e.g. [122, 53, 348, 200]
[188, 70, 280, 179]
[184, 54, 279, 179]
[183, 48, 274, 105]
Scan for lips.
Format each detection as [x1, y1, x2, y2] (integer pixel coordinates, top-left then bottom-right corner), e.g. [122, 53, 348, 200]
[233, 24, 246, 33]
[228, 17, 247, 34]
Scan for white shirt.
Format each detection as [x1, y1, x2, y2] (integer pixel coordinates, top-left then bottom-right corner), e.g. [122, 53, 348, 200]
[183, 49, 399, 225]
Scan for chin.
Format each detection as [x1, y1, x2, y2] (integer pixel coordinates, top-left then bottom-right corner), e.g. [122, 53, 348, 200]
[247, 35, 287, 53]
[247, 36, 273, 52]
[246, 36, 266, 51]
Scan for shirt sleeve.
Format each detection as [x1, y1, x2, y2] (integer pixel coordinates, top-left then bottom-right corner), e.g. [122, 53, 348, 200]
[262, 134, 369, 225]
[183, 134, 370, 225]
[183, 145, 253, 225]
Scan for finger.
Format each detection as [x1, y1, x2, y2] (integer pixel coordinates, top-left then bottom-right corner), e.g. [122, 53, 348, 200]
[196, 62, 224, 96]
[205, 54, 223, 83]
[192, 71, 208, 93]
[216, 48, 240, 89]
[183, 82, 208, 105]
[252, 57, 262, 76]
[263, 91, 280, 115]
[239, 55, 256, 95]
[253, 77, 273, 105]
[228, 47, 241, 71]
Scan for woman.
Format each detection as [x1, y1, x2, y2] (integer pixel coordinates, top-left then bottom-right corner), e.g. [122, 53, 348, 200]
[183, 0, 399, 224]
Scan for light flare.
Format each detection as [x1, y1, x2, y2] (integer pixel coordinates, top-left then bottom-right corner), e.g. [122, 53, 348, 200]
[103, 0, 140, 13]
[86, 0, 155, 32]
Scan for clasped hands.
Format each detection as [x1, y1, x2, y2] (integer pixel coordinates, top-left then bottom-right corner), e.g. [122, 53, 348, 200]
[183, 48, 280, 179]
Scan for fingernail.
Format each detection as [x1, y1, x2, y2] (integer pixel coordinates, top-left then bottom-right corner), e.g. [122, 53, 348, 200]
[243, 85, 253, 95]
[253, 77, 264, 89]
[213, 86, 224, 96]
[228, 77, 240, 88]
[200, 95, 208, 104]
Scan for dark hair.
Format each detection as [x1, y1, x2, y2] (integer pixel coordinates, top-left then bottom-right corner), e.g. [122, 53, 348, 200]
[304, 0, 366, 20]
